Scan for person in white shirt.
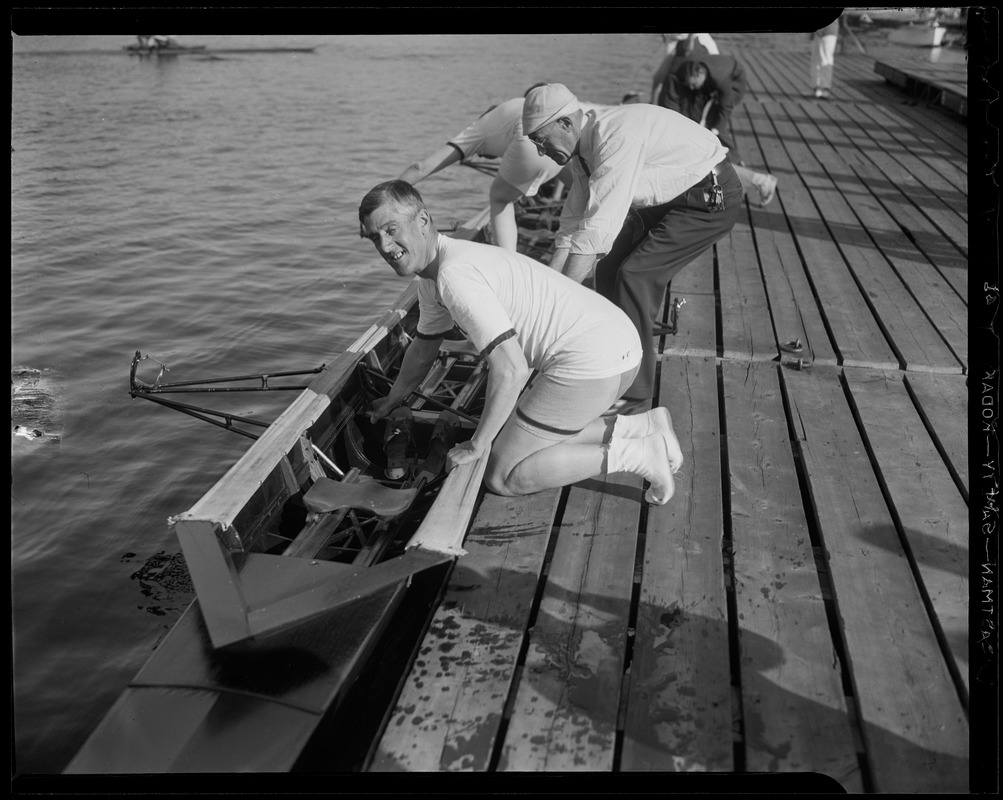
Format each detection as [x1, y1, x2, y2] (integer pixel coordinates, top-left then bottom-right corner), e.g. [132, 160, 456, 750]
[522, 83, 741, 412]
[359, 180, 683, 505]
[398, 86, 610, 252]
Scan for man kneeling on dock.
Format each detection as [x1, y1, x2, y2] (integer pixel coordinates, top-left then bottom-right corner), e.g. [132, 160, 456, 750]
[359, 180, 683, 504]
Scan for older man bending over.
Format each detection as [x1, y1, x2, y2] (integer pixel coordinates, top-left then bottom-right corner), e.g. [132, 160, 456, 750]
[522, 83, 741, 413]
[359, 180, 682, 504]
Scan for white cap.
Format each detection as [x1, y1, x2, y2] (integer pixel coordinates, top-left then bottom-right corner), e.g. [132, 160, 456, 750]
[522, 83, 580, 135]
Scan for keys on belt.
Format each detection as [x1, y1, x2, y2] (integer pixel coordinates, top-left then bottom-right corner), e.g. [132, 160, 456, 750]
[705, 170, 726, 213]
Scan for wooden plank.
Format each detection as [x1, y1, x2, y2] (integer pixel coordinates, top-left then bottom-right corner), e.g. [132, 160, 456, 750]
[831, 98, 968, 214]
[796, 100, 968, 371]
[874, 60, 910, 89]
[406, 454, 488, 556]
[371, 489, 560, 771]
[759, 101, 899, 370]
[780, 364, 968, 792]
[939, 90, 968, 117]
[740, 102, 838, 367]
[662, 248, 717, 358]
[873, 59, 968, 122]
[844, 368, 969, 697]
[904, 372, 970, 498]
[749, 200, 838, 366]
[821, 77, 968, 166]
[499, 474, 641, 771]
[739, 48, 802, 100]
[813, 102, 968, 257]
[855, 101, 967, 196]
[860, 75, 967, 155]
[743, 46, 967, 158]
[782, 102, 963, 374]
[621, 356, 732, 771]
[717, 209, 779, 362]
[722, 361, 862, 789]
[838, 52, 968, 152]
[844, 158, 968, 303]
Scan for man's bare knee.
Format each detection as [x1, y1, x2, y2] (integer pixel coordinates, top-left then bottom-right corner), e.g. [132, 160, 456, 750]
[484, 461, 523, 497]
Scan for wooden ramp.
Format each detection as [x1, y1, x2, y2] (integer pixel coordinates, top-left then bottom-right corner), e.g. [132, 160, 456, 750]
[873, 57, 968, 118]
[365, 42, 972, 791]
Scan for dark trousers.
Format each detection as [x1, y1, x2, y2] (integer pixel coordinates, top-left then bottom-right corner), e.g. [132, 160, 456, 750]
[594, 160, 742, 403]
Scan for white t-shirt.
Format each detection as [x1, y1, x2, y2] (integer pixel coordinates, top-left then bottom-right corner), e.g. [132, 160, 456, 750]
[417, 234, 641, 380]
[447, 97, 607, 198]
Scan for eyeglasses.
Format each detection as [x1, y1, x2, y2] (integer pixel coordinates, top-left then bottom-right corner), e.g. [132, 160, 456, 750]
[528, 134, 548, 156]
[527, 123, 555, 156]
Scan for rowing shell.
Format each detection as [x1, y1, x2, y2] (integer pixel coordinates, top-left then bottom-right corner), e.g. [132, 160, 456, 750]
[125, 45, 317, 55]
[64, 209, 504, 773]
[64, 177, 564, 774]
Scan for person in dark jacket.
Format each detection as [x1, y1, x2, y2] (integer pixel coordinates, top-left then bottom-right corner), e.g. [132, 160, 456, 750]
[649, 33, 717, 105]
[658, 55, 777, 207]
[659, 55, 747, 161]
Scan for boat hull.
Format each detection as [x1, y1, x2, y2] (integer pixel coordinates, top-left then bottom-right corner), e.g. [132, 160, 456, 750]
[64, 584, 404, 773]
[888, 26, 947, 47]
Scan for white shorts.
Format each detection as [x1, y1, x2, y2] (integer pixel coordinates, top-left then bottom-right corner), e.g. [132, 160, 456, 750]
[514, 366, 640, 441]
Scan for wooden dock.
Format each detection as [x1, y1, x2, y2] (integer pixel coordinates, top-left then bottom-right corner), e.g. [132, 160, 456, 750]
[362, 45, 975, 791]
[873, 57, 968, 118]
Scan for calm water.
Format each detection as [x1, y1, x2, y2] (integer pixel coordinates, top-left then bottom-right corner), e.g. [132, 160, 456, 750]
[11, 31, 967, 775]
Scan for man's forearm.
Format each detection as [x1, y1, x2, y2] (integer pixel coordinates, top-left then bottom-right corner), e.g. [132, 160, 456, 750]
[563, 252, 599, 284]
[490, 202, 518, 251]
[548, 246, 570, 273]
[398, 144, 462, 186]
[386, 335, 442, 403]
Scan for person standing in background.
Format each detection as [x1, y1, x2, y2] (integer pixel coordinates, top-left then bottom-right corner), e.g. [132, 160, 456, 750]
[809, 16, 842, 99]
[662, 33, 719, 57]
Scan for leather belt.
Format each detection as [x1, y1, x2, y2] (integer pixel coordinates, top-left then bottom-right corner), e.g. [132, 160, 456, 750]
[696, 160, 728, 188]
[708, 159, 728, 182]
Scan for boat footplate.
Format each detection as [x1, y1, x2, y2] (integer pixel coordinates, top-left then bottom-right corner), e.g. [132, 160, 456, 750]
[303, 476, 417, 518]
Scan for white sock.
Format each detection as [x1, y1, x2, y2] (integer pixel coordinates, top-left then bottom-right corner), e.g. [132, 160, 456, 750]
[612, 406, 671, 440]
[606, 433, 677, 505]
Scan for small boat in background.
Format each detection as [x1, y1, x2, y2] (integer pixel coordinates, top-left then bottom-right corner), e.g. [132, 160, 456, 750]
[125, 44, 316, 56]
[888, 23, 947, 47]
